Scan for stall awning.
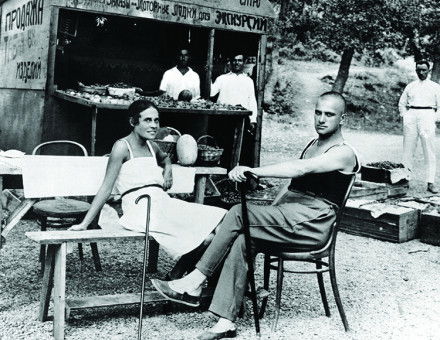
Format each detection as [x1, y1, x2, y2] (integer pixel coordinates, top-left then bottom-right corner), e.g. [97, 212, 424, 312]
[53, 0, 276, 34]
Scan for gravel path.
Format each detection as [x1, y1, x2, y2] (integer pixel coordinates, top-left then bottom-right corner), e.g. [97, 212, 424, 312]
[1, 216, 440, 339]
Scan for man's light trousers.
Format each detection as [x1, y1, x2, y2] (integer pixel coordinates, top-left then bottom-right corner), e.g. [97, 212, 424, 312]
[402, 109, 436, 183]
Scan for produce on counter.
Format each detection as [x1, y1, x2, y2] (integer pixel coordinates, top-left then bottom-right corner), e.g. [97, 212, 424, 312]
[77, 82, 108, 95]
[366, 161, 405, 170]
[58, 89, 248, 112]
[110, 82, 133, 88]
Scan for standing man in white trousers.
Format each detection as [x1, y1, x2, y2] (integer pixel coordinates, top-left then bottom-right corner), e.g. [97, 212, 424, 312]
[399, 60, 440, 193]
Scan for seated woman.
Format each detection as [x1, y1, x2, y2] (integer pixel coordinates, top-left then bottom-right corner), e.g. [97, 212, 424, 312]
[69, 99, 227, 272]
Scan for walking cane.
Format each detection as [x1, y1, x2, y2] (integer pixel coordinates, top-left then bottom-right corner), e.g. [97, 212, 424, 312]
[239, 171, 261, 337]
[135, 194, 151, 340]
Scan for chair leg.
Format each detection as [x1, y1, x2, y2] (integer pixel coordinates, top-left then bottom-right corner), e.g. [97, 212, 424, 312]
[90, 243, 102, 272]
[272, 258, 284, 332]
[329, 261, 349, 331]
[77, 243, 84, 261]
[259, 254, 271, 319]
[147, 239, 160, 273]
[316, 262, 330, 317]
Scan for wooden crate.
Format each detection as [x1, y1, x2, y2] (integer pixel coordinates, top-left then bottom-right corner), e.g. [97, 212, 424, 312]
[361, 165, 408, 185]
[361, 165, 393, 184]
[387, 182, 409, 198]
[419, 212, 440, 246]
[350, 181, 388, 200]
[340, 203, 419, 243]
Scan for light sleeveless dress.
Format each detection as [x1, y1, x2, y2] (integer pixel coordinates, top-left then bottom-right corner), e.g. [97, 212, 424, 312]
[114, 139, 227, 259]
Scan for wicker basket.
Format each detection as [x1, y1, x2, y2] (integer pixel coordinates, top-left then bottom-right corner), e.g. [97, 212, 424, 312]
[153, 127, 181, 163]
[197, 135, 223, 166]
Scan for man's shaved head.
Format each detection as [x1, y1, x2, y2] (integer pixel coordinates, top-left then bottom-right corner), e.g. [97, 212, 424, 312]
[319, 91, 347, 114]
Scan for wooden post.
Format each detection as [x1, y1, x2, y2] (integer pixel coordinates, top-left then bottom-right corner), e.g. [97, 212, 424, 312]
[53, 243, 67, 340]
[254, 35, 268, 168]
[204, 29, 215, 99]
[231, 118, 245, 169]
[194, 175, 207, 204]
[91, 106, 98, 156]
[0, 176, 3, 249]
[39, 245, 56, 322]
[46, 7, 60, 95]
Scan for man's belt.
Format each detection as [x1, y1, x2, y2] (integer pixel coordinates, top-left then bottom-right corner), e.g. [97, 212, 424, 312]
[408, 106, 435, 110]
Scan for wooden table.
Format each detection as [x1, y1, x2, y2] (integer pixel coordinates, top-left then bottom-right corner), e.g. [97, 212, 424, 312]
[53, 91, 250, 168]
[0, 156, 226, 248]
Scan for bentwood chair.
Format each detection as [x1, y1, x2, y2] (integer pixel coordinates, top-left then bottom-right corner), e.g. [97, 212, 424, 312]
[31, 140, 101, 271]
[257, 174, 356, 331]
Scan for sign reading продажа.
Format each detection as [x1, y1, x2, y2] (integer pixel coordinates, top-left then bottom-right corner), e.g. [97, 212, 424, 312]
[0, 0, 50, 89]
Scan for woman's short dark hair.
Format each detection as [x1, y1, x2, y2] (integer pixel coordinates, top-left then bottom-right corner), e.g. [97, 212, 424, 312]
[127, 99, 159, 125]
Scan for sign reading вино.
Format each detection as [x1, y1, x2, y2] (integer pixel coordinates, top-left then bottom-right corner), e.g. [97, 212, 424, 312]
[60, 0, 273, 33]
[0, 0, 50, 89]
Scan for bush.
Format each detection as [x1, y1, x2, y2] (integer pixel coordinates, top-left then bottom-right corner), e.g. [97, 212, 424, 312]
[266, 80, 300, 118]
[342, 68, 412, 133]
[278, 40, 339, 63]
[358, 48, 402, 67]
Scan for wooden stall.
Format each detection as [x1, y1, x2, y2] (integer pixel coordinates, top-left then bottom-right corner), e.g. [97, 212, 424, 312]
[0, 0, 275, 168]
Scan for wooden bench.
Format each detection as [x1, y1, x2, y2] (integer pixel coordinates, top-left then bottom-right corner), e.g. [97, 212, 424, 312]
[26, 229, 214, 340]
[18, 157, 226, 340]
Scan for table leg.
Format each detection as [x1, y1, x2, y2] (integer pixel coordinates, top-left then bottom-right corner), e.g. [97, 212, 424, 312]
[0, 176, 4, 249]
[194, 175, 207, 204]
[39, 245, 56, 322]
[53, 243, 67, 340]
[231, 118, 245, 169]
[91, 106, 98, 156]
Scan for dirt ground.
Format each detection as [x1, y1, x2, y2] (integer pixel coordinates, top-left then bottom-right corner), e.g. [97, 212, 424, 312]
[1, 61, 440, 339]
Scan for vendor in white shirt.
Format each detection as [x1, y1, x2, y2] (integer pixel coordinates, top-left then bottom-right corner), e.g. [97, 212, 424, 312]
[159, 48, 200, 101]
[211, 54, 258, 123]
[399, 59, 440, 193]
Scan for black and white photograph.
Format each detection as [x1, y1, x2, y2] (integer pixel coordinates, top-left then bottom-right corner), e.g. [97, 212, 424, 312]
[0, 0, 439, 339]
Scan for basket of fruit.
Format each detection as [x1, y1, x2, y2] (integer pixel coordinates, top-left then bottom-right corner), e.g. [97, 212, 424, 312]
[77, 82, 107, 95]
[153, 127, 181, 163]
[197, 135, 223, 166]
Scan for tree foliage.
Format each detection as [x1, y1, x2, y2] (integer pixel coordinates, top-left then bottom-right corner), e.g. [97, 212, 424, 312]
[267, 0, 439, 90]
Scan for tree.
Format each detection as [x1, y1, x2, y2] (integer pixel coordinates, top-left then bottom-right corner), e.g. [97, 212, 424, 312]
[387, 0, 439, 82]
[313, 0, 398, 93]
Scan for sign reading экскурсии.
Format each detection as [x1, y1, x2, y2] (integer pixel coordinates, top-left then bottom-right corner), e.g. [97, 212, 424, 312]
[60, 0, 275, 34]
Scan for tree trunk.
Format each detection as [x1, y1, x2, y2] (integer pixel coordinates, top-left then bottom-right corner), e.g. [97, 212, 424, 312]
[432, 60, 440, 84]
[332, 48, 354, 93]
[263, 39, 279, 106]
[431, 43, 440, 84]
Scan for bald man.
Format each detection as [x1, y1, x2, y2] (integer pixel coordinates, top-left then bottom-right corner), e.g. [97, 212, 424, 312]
[152, 92, 360, 340]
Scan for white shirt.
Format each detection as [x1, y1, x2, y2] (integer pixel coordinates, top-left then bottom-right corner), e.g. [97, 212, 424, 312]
[398, 79, 440, 116]
[211, 72, 258, 122]
[159, 66, 200, 100]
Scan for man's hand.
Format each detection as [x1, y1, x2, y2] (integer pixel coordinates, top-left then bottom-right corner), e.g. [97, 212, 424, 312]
[247, 122, 257, 135]
[163, 168, 173, 190]
[229, 165, 253, 182]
